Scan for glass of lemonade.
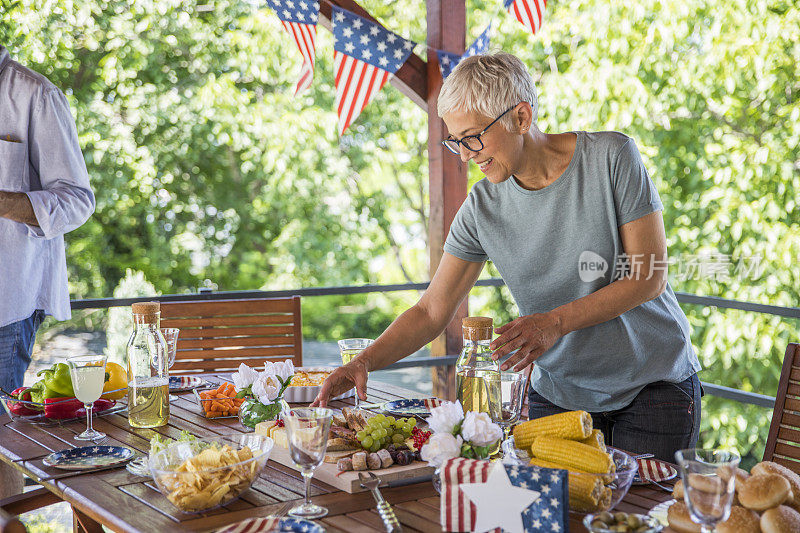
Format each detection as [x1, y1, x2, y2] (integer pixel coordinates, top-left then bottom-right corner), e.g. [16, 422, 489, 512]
[337, 338, 374, 407]
[67, 355, 108, 441]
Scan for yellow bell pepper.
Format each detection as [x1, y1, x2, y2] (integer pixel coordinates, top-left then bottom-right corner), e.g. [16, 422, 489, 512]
[101, 362, 128, 400]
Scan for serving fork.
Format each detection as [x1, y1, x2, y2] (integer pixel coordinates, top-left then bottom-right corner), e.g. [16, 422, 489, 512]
[359, 472, 402, 532]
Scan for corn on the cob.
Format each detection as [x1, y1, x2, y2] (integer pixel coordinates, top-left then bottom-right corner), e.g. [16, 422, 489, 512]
[531, 435, 615, 474]
[513, 411, 592, 449]
[578, 429, 606, 452]
[528, 457, 605, 509]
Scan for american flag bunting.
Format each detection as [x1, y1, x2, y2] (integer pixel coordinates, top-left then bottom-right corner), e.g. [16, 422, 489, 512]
[440, 457, 568, 532]
[265, 0, 320, 95]
[504, 0, 547, 36]
[436, 23, 492, 79]
[331, 6, 415, 135]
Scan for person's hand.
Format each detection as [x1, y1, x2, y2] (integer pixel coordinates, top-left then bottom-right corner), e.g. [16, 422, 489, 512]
[310, 358, 369, 407]
[490, 312, 563, 371]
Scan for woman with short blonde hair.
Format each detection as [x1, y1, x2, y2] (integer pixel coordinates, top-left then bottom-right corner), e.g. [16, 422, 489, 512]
[315, 51, 701, 463]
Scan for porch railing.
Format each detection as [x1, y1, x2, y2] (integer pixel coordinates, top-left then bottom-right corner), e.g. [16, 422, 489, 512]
[70, 280, 799, 410]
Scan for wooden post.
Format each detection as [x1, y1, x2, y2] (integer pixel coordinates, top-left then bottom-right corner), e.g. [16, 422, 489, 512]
[427, 0, 468, 401]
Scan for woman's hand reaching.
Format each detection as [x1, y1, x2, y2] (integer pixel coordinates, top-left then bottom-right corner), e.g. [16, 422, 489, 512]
[310, 358, 369, 407]
[490, 312, 564, 371]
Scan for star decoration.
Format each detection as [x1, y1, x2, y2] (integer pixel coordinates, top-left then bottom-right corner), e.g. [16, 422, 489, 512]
[459, 462, 541, 533]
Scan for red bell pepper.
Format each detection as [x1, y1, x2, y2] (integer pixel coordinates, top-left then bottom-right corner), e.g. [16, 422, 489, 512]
[8, 387, 41, 416]
[74, 399, 116, 419]
[43, 397, 84, 419]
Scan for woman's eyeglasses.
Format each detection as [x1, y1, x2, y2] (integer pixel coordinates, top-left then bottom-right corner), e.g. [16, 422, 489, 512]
[441, 105, 516, 154]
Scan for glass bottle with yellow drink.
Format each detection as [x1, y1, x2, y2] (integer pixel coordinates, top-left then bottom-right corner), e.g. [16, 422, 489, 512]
[456, 316, 501, 420]
[126, 302, 170, 428]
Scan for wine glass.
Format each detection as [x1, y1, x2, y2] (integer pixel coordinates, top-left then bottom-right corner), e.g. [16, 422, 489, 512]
[675, 448, 740, 532]
[67, 355, 108, 441]
[496, 371, 527, 440]
[337, 338, 374, 407]
[284, 407, 333, 519]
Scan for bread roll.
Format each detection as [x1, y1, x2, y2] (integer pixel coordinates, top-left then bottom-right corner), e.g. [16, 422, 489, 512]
[673, 478, 684, 499]
[738, 473, 792, 511]
[734, 467, 750, 492]
[752, 461, 800, 512]
[760, 505, 800, 533]
[715, 505, 760, 533]
[667, 501, 703, 533]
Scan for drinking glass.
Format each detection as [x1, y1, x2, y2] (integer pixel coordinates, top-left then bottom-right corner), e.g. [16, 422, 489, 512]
[675, 448, 740, 532]
[337, 338, 374, 407]
[284, 407, 333, 519]
[67, 355, 108, 441]
[153, 328, 180, 370]
[496, 371, 527, 440]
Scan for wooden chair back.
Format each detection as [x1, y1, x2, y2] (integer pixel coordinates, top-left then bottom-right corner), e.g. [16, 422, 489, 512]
[0, 508, 25, 533]
[160, 296, 302, 375]
[763, 343, 800, 473]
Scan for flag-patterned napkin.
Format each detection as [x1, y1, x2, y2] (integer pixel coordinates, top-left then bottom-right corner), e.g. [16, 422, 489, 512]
[440, 457, 568, 532]
[422, 398, 443, 410]
[635, 457, 677, 484]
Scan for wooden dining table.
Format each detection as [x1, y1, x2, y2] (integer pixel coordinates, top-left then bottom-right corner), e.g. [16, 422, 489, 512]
[0, 375, 678, 532]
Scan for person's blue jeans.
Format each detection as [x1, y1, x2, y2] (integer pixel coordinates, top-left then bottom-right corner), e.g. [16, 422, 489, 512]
[0, 310, 45, 392]
[528, 374, 702, 463]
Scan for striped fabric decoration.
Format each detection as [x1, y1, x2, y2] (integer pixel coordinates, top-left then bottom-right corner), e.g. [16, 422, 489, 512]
[265, 0, 320, 95]
[504, 0, 547, 36]
[331, 6, 414, 135]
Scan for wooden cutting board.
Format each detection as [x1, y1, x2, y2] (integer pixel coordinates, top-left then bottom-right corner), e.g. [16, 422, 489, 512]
[269, 445, 435, 493]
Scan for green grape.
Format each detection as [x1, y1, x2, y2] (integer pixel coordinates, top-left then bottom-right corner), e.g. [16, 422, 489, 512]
[356, 430, 367, 441]
[407, 419, 416, 427]
[362, 436, 374, 448]
[370, 442, 381, 453]
[392, 433, 405, 444]
[367, 417, 380, 428]
[373, 414, 385, 423]
[386, 416, 395, 425]
[375, 428, 387, 439]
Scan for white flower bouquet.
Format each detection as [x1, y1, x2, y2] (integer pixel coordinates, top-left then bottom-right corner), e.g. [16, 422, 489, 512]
[232, 360, 294, 428]
[420, 401, 503, 468]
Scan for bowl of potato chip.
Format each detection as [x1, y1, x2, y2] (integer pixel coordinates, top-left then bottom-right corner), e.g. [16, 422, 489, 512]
[149, 434, 273, 513]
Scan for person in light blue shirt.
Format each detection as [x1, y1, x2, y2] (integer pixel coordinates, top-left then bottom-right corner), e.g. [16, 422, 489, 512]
[0, 45, 95, 393]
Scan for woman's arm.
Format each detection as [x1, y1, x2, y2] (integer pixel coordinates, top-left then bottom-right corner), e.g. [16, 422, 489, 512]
[492, 210, 668, 370]
[311, 253, 485, 406]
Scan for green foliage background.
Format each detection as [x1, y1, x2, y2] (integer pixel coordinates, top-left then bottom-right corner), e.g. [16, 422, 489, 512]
[1, 0, 798, 467]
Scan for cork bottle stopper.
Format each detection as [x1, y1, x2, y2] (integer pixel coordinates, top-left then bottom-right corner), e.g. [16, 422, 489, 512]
[131, 301, 160, 323]
[462, 316, 493, 341]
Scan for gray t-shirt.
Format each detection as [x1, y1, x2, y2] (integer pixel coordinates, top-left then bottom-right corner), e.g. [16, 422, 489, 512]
[444, 131, 701, 412]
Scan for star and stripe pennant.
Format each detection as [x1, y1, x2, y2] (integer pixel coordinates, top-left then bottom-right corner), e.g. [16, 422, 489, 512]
[436, 23, 493, 79]
[504, 0, 547, 36]
[265, 0, 320, 95]
[264, 2, 548, 135]
[331, 6, 415, 135]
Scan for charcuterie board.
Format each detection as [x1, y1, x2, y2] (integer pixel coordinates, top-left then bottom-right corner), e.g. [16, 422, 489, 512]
[268, 444, 434, 493]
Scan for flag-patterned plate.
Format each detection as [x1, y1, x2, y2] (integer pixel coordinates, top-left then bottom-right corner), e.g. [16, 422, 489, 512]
[633, 458, 678, 485]
[169, 376, 207, 392]
[216, 516, 324, 533]
[43, 446, 135, 470]
[381, 398, 442, 417]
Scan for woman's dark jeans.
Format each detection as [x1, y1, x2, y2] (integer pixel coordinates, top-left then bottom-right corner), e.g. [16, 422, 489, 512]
[528, 374, 702, 463]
